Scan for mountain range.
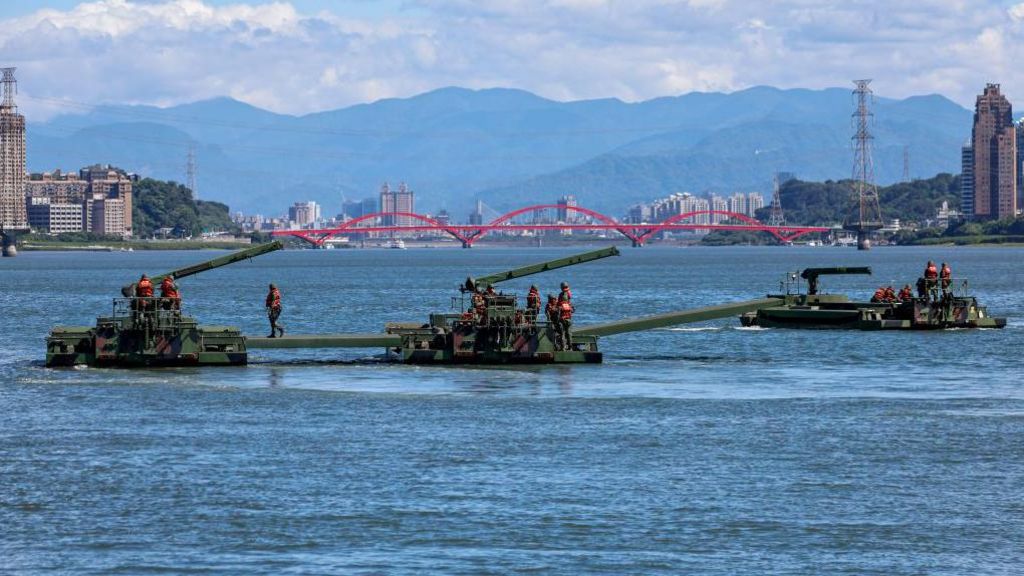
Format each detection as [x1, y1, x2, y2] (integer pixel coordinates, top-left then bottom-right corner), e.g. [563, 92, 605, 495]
[26, 85, 973, 217]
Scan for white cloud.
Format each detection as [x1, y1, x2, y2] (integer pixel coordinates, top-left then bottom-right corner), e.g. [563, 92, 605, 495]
[4, 0, 1024, 119]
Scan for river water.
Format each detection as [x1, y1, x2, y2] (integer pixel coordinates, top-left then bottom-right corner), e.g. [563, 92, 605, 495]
[2, 246, 1022, 574]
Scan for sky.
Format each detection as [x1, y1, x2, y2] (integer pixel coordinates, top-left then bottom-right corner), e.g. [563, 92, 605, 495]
[4, 0, 1024, 119]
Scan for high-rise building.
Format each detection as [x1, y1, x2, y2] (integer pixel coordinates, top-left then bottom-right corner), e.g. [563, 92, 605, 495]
[961, 140, 975, 219]
[27, 197, 84, 233]
[379, 182, 415, 229]
[288, 201, 320, 227]
[728, 193, 747, 217]
[710, 194, 728, 223]
[25, 165, 133, 237]
[469, 200, 484, 226]
[85, 194, 127, 235]
[26, 170, 89, 204]
[343, 197, 377, 220]
[0, 68, 26, 228]
[747, 192, 765, 216]
[80, 165, 133, 236]
[557, 194, 577, 223]
[971, 84, 1017, 219]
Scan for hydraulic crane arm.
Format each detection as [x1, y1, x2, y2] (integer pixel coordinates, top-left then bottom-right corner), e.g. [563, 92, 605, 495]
[120, 240, 284, 296]
[572, 297, 784, 337]
[465, 246, 619, 292]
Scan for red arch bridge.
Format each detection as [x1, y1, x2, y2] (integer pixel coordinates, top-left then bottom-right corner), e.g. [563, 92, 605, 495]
[271, 204, 828, 248]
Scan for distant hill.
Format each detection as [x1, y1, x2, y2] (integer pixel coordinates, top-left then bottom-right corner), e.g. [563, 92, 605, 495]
[26, 86, 972, 217]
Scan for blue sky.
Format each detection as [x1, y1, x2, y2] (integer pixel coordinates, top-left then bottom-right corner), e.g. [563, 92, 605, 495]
[4, 1, 1024, 119]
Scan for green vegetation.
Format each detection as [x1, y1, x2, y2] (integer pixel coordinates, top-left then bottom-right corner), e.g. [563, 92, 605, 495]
[132, 178, 239, 238]
[893, 216, 1024, 245]
[22, 239, 255, 251]
[702, 173, 962, 245]
[757, 173, 960, 226]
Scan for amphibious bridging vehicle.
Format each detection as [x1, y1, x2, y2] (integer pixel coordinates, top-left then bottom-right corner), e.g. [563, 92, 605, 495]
[739, 267, 1007, 330]
[46, 244, 782, 367]
[45, 241, 283, 367]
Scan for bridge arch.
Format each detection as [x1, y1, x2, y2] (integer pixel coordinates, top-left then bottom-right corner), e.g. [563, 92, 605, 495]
[466, 203, 641, 245]
[639, 210, 788, 243]
[307, 211, 471, 245]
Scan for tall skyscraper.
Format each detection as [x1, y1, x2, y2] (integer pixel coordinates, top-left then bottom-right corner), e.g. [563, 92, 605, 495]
[379, 182, 415, 229]
[972, 84, 1017, 219]
[0, 68, 26, 228]
[960, 140, 974, 219]
[557, 194, 577, 223]
[288, 201, 320, 227]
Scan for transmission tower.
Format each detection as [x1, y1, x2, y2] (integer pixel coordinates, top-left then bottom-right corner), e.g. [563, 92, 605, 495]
[843, 79, 883, 250]
[768, 172, 786, 228]
[186, 144, 197, 200]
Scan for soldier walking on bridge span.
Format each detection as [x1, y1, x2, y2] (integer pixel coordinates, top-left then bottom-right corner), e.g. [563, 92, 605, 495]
[265, 283, 284, 338]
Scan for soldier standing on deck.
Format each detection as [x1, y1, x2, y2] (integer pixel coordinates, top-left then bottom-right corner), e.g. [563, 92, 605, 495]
[546, 294, 561, 350]
[265, 283, 284, 338]
[558, 297, 574, 351]
[940, 262, 952, 295]
[160, 274, 180, 310]
[559, 281, 572, 304]
[526, 285, 541, 323]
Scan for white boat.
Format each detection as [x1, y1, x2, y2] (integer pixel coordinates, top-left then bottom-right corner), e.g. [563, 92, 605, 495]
[387, 238, 407, 249]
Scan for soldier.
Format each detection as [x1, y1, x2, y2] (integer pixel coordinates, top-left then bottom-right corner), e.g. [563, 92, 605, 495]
[559, 281, 572, 304]
[870, 287, 885, 303]
[472, 289, 486, 322]
[884, 286, 897, 303]
[940, 262, 952, 294]
[136, 274, 153, 298]
[525, 285, 541, 323]
[923, 260, 938, 300]
[898, 284, 913, 301]
[546, 294, 561, 350]
[558, 297, 574, 351]
[134, 274, 154, 317]
[160, 274, 180, 310]
[265, 283, 284, 338]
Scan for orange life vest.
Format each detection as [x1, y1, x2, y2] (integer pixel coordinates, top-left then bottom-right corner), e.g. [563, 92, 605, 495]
[559, 300, 573, 321]
[527, 290, 540, 310]
[940, 265, 951, 280]
[136, 278, 153, 298]
[160, 278, 179, 299]
[266, 288, 281, 309]
[925, 264, 938, 279]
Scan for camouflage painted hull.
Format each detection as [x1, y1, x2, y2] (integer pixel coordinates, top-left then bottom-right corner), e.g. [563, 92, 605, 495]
[46, 320, 248, 368]
[739, 294, 1007, 330]
[388, 317, 603, 364]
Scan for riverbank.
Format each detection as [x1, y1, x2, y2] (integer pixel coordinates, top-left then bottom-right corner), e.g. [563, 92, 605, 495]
[903, 234, 1024, 246]
[21, 240, 255, 251]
